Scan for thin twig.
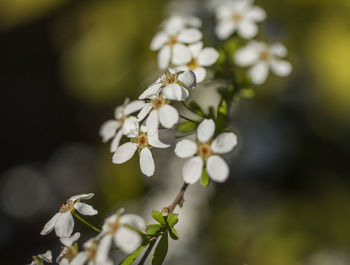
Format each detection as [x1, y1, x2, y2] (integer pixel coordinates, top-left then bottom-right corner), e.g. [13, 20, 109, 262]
[179, 114, 198, 124]
[72, 211, 101, 233]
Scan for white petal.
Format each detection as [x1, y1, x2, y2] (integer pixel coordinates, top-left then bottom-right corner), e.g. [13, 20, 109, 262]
[122, 116, 139, 135]
[139, 83, 162, 99]
[158, 45, 171, 69]
[178, 70, 196, 89]
[124, 100, 146, 115]
[146, 110, 159, 136]
[181, 87, 189, 100]
[99, 120, 120, 142]
[162, 83, 183, 101]
[197, 119, 215, 143]
[96, 234, 112, 263]
[172, 43, 192, 65]
[238, 20, 258, 39]
[55, 212, 74, 237]
[215, 20, 236, 40]
[164, 16, 185, 35]
[120, 214, 146, 230]
[70, 193, 94, 201]
[234, 46, 259, 66]
[60, 232, 81, 247]
[249, 62, 269, 84]
[175, 139, 197, 158]
[59, 258, 70, 265]
[159, 105, 179, 129]
[140, 148, 155, 177]
[188, 42, 203, 58]
[270, 59, 292, 77]
[137, 103, 153, 121]
[193, 67, 207, 83]
[207, 155, 229, 182]
[246, 6, 266, 21]
[70, 252, 88, 265]
[270, 43, 287, 57]
[74, 202, 98, 216]
[211, 132, 238, 154]
[183, 156, 203, 184]
[150, 32, 169, 50]
[115, 227, 143, 254]
[113, 142, 138, 164]
[177, 28, 202, 43]
[110, 130, 123, 153]
[114, 105, 125, 119]
[198, 48, 219, 66]
[40, 212, 61, 235]
[38, 250, 52, 263]
[148, 132, 170, 148]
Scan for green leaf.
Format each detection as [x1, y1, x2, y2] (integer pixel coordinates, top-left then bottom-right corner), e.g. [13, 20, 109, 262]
[217, 99, 227, 116]
[239, 88, 255, 98]
[188, 101, 206, 116]
[169, 227, 179, 240]
[146, 224, 163, 235]
[177, 121, 196, 133]
[200, 169, 210, 187]
[119, 245, 146, 265]
[152, 232, 168, 265]
[166, 213, 178, 227]
[152, 211, 167, 226]
[208, 106, 216, 119]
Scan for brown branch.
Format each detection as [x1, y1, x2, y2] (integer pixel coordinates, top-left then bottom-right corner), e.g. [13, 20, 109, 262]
[137, 182, 189, 265]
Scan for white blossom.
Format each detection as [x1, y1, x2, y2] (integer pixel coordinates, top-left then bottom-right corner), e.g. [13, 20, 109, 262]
[215, 0, 266, 40]
[97, 208, 146, 256]
[234, 41, 292, 84]
[40, 193, 98, 238]
[151, 15, 203, 69]
[112, 124, 169, 177]
[175, 119, 237, 184]
[56, 233, 81, 265]
[175, 42, 219, 83]
[138, 69, 196, 136]
[100, 98, 145, 152]
[28, 250, 52, 265]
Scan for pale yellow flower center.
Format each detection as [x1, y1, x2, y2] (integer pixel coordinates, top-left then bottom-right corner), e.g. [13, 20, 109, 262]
[198, 143, 212, 160]
[168, 36, 178, 47]
[137, 133, 149, 148]
[233, 13, 243, 23]
[188, 58, 198, 70]
[60, 199, 74, 213]
[259, 50, 271, 61]
[84, 243, 98, 261]
[62, 246, 77, 261]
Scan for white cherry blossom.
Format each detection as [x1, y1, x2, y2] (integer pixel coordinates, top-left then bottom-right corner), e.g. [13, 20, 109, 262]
[113, 125, 169, 177]
[28, 250, 52, 265]
[40, 193, 98, 238]
[100, 98, 145, 152]
[175, 119, 237, 184]
[215, 0, 266, 40]
[56, 233, 81, 265]
[151, 15, 203, 69]
[97, 208, 146, 256]
[138, 69, 196, 135]
[234, 41, 292, 84]
[175, 42, 219, 83]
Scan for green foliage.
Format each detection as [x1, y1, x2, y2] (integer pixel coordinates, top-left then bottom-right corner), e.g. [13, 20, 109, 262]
[239, 88, 255, 98]
[152, 232, 168, 265]
[152, 211, 167, 226]
[169, 227, 179, 240]
[146, 224, 164, 236]
[188, 101, 206, 117]
[216, 99, 228, 131]
[119, 245, 146, 265]
[177, 121, 197, 133]
[200, 168, 210, 187]
[167, 213, 178, 227]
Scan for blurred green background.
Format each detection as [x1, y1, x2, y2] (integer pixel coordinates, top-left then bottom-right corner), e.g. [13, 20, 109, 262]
[0, 0, 350, 264]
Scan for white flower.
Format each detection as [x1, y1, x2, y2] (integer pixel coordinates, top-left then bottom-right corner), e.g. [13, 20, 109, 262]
[175, 119, 237, 184]
[234, 41, 292, 84]
[56, 233, 81, 265]
[40, 193, 98, 238]
[215, 0, 266, 40]
[138, 69, 196, 135]
[151, 15, 203, 69]
[112, 124, 169, 177]
[29, 250, 52, 265]
[175, 42, 219, 83]
[100, 98, 145, 152]
[70, 238, 113, 265]
[97, 208, 146, 255]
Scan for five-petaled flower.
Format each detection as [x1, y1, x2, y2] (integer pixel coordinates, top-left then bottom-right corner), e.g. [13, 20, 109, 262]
[215, 0, 266, 40]
[98, 208, 146, 255]
[57, 232, 81, 265]
[41, 193, 98, 238]
[234, 41, 292, 84]
[150, 15, 202, 69]
[100, 98, 145, 152]
[28, 250, 52, 265]
[175, 119, 237, 184]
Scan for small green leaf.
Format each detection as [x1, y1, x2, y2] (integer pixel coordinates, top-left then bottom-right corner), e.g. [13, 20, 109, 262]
[152, 232, 168, 265]
[177, 121, 196, 133]
[200, 168, 210, 187]
[217, 99, 227, 116]
[169, 227, 179, 240]
[119, 245, 146, 265]
[208, 106, 216, 119]
[239, 88, 255, 98]
[166, 213, 178, 227]
[146, 224, 163, 235]
[216, 99, 228, 131]
[152, 211, 167, 226]
[188, 101, 206, 116]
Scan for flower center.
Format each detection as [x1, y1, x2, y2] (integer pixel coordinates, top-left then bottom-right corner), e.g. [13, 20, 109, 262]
[118, 116, 126, 125]
[60, 199, 74, 213]
[109, 221, 121, 234]
[168, 36, 178, 47]
[162, 71, 178, 86]
[198, 144, 212, 160]
[151, 95, 168, 110]
[232, 13, 243, 23]
[259, 50, 271, 61]
[137, 133, 149, 148]
[188, 58, 198, 70]
[63, 246, 77, 261]
[84, 244, 98, 261]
